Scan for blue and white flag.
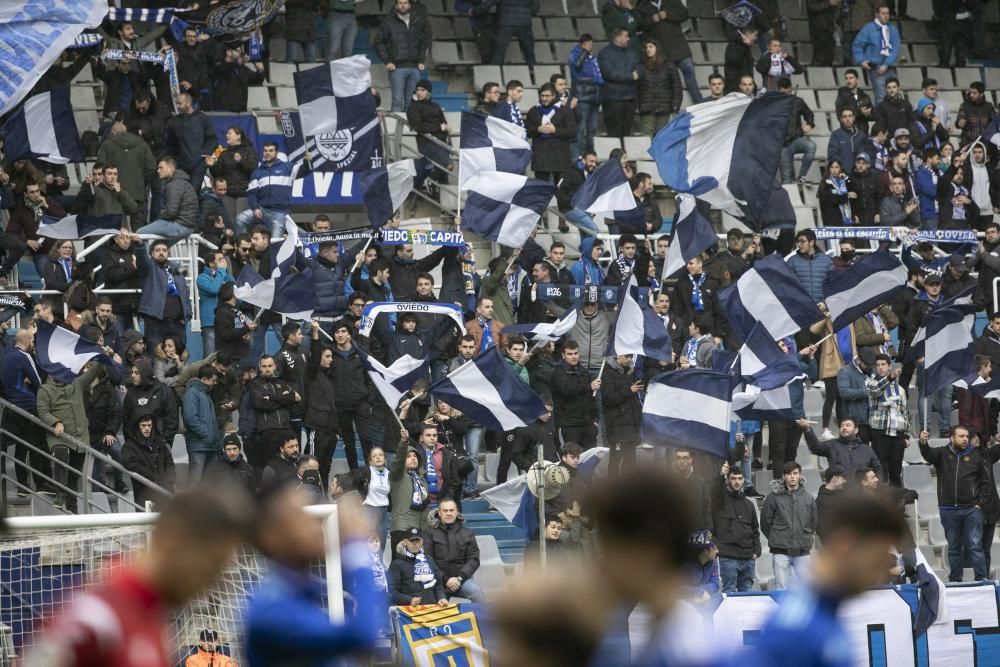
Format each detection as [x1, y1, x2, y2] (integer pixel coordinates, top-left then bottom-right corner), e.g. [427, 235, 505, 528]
[426, 347, 546, 432]
[736, 322, 803, 391]
[662, 194, 719, 280]
[908, 546, 948, 634]
[952, 371, 1000, 399]
[462, 172, 555, 247]
[106, 6, 191, 42]
[358, 159, 416, 229]
[358, 302, 466, 338]
[986, 115, 1000, 151]
[718, 254, 825, 342]
[570, 158, 636, 214]
[69, 32, 103, 49]
[732, 378, 801, 421]
[234, 265, 316, 321]
[719, 0, 762, 27]
[641, 369, 733, 457]
[923, 302, 977, 396]
[293, 55, 376, 138]
[35, 319, 117, 384]
[0, 0, 107, 118]
[2, 88, 83, 164]
[606, 273, 672, 362]
[649, 92, 794, 220]
[458, 110, 531, 189]
[502, 306, 578, 343]
[282, 109, 383, 174]
[38, 213, 123, 239]
[823, 248, 907, 331]
[357, 347, 431, 409]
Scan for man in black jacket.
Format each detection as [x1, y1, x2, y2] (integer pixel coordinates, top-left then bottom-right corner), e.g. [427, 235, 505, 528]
[550, 341, 599, 449]
[848, 153, 881, 225]
[374, 0, 430, 112]
[918, 426, 992, 581]
[384, 242, 450, 302]
[209, 45, 266, 112]
[121, 414, 175, 510]
[205, 434, 256, 495]
[777, 78, 816, 185]
[388, 528, 448, 606]
[802, 418, 883, 480]
[249, 356, 300, 474]
[123, 359, 179, 447]
[261, 432, 301, 486]
[423, 500, 484, 601]
[972, 223, 1000, 311]
[491, 0, 538, 67]
[601, 354, 642, 475]
[406, 80, 451, 194]
[331, 320, 374, 469]
[499, 405, 558, 484]
[711, 463, 761, 592]
[274, 322, 308, 434]
[672, 448, 713, 532]
[835, 69, 875, 134]
[165, 92, 216, 193]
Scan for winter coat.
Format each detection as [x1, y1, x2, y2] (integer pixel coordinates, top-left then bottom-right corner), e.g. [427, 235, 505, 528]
[245, 158, 302, 213]
[710, 476, 762, 560]
[124, 360, 179, 444]
[723, 28, 755, 93]
[852, 305, 899, 359]
[73, 181, 140, 218]
[209, 143, 258, 197]
[1, 348, 41, 412]
[249, 375, 297, 432]
[818, 178, 852, 227]
[761, 478, 817, 555]
[152, 344, 189, 388]
[506, 419, 559, 473]
[274, 342, 308, 419]
[122, 431, 176, 491]
[875, 94, 913, 136]
[596, 43, 638, 101]
[406, 96, 448, 150]
[827, 127, 866, 168]
[7, 196, 64, 253]
[804, 429, 883, 479]
[496, 0, 537, 27]
[196, 267, 234, 327]
[835, 87, 875, 132]
[848, 168, 881, 225]
[36, 363, 103, 452]
[304, 341, 338, 433]
[261, 455, 299, 486]
[387, 546, 446, 605]
[331, 344, 371, 409]
[389, 439, 429, 532]
[568, 44, 603, 104]
[670, 272, 727, 339]
[182, 380, 220, 454]
[166, 110, 217, 173]
[423, 509, 481, 581]
[102, 241, 140, 316]
[678, 472, 713, 532]
[785, 251, 834, 302]
[374, 11, 430, 68]
[96, 131, 156, 204]
[938, 166, 979, 230]
[636, 60, 682, 115]
[124, 99, 171, 158]
[920, 440, 993, 508]
[204, 450, 256, 495]
[215, 302, 252, 361]
[973, 326, 1000, 369]
[852, 19, 901, 67]
[174, 356, 240, 422]
[415, 442, 465, 510]
[386, 246, 450, 302]
[550, 362, 596, 429]
[135, 245, 191, 323]
[635, 0, 692, 63]
[600, 359, 642, 447]
[525, 103, 577, 173]
[958, 96, 995, 147]
[311, 255, 349, 316]
[159, 170, 199, 228]
[571, 237, 606, 286]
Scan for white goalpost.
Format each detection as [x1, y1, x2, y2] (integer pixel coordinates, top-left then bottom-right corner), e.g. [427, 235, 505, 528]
[1, 506, 343, 665]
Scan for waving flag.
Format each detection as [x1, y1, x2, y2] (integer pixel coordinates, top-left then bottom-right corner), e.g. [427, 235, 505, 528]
[953, 371, 1000, 399]
[426, 347, 546, 432]
[35, 320, 118, 384]
[459, 110, 532, 188]
[359, 160, 416, 229]
[662, 195, 719, 279]
[923, 302, 976, 396]
[736, 323, 803, 390]
[823, 249, 908, 331]
[642, 369, 733, 457]
[649, 92, 793, 220]
[235, 217, 314, 319]
[293, 55, 376, 137]
[2, 88, 83, 164]
[606, 273, 672, 362]
[357, 347, 431, 409]
[718, 255, 825, 342]
[732, 378, 802, 421]
[570, 158, 636, 214]
[462, 173, 555, 247]
[502, 306, 578, 343]
[38, 213, 123, 239]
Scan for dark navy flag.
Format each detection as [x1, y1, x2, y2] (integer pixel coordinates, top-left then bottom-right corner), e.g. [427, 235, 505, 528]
[502, 306, 579, 343]
[923, 302, 977, 396]
[986, 115, 1000, 151]
[649, 92, 793, 221]
[903, 289, 974, 364]
[426, 347, 547, 432]
[0, 293, 30, 324]
[35, 319, 117, 384]
[458, 110, 532, 188]
[662, 194, 719, 280]
[2, 88, 83, 164]
[358, 159, 416, 229]
[38, 213, 123, 239]
[953, 370, 1000, 399]
[606, 273, 672, 362]
[235, 265, 316, 321]
[718, 254, 825, 342]
[570, 158, 636, 214]
[282, 109, 383, 173]
[462, 173, 555, 247]
[641, 369, 733, 458]
[356, 346, 431, 409]
[823, 248, 908, 331]
[293, 55, 376, 137]
[759, 185, 797, 232]
[732, 378, 802, 421]
[737, 322, 802, 391]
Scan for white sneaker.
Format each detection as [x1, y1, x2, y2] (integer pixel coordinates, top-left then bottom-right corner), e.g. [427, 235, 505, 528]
[820, 429, 836, 440]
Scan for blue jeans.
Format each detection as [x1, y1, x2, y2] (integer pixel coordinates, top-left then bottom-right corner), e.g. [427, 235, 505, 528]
[868, 66, 897, 106]
[285, 40, 318, 63]
[236, 207, 287, 237]
[916, 364, 953, 434]
[136, 220, 193, 246]
[780, 136, 816, 182]
[187, 451, 211, 486]
[940, 506, 987, 581]
[574, 100, 599, 155]
[563, 208, 599, 236]
[201, 326, 215, 357]
[389, 67, 420, 112]
[675, 57, 703, 103]
[363, 505, 390, 551]
[464, 426, 484, 494]
[327, 11, 358, 61]
[719, 557, 755, 593]
[249, 321, 283, 363]
[772, 553, 809, 589]
[451, 579, 486, 602]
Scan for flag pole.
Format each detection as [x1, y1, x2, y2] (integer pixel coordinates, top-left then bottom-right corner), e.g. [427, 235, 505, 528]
[593, 358, 607, 396]
[351, 236, 374, 273]
[457, 161, 463, 218]
[536, 443, 546, 570]
[813, 332, 834, 347]
[729, 342, 747, 370]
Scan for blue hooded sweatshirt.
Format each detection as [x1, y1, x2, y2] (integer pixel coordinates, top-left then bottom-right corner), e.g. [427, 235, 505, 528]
[571, 237, 606, 286]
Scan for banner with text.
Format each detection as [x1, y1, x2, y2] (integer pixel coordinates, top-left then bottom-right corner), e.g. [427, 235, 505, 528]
[535, 282, 650, 304]
[813, 226, 979, 244]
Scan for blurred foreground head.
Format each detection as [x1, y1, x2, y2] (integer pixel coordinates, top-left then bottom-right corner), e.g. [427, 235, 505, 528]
[143, 489, 252, 605]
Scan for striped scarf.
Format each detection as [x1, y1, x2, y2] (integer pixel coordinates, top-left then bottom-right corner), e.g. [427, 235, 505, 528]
[828, 175, 853, 225]
[688, 273, 707, 312]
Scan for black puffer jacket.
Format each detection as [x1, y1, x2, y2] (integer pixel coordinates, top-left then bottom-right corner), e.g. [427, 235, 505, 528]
[249, 375, 298, 432]
[423, 509, 481, 581]
[920, 439, 993, 508]
[636, 60, 682, 115]
[205, 450, 256, 495]
[86, 376, 123, 446]
[209, 143, 258, 197]
[711, 475, 762, 560]
[496, 0, 537, 26]
[635, 0, 691, 62]
[304, 340, 338, 433]
[102, 241, 140, 317]
[388, 545, 446, 605]
[550, 362, 596, 429]
[331, 344, 371, 409]
[374, 12, 430, 68]
[124, 98, 171, 157]
[600, 359, 641, 447]
[123, 360, 179, 444]
[121, 430, 176, 490]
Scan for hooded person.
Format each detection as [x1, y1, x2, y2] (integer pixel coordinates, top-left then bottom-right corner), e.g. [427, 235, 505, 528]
[120, 329, 147, 365]
[389, 426, 430, 557]
[910, 98, 949, 154]
[964, 140, 995, 231]
[387, 527, 448, 607]
[121, 412, 176, 510]
[123, 357, 180, 448]
[570, 237, 606, 286]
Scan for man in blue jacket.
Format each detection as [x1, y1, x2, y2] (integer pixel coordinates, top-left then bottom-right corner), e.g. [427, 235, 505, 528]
[1, 329, 50, 493]
[134, 238, 190, 351]
[913, 147, 941, 230]
[311, 241, 350, 324]
[786, 229, 834, 302]
[181, 365, 220, 485]
[568, 34, 604, 155]
[235, 141, 309, 237]
[851, 4, 900, 105]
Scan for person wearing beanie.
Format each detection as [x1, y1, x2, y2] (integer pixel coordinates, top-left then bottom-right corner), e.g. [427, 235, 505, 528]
[406, 78, 450, 198]
[910, 98, 949, 155]
[205, 432, 256, 495]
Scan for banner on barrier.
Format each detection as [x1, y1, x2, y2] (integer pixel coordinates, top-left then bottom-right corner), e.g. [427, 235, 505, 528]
[534, 282, 650, 304]
[813, 226, 979, 244]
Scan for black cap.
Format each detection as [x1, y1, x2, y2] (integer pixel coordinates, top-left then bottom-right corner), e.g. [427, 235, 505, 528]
[415, 79, 433, 93]
[404, 526, 422, 539]
[923, 273, 943, 285]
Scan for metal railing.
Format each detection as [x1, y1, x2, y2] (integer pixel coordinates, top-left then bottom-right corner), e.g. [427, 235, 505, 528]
[0, 398, 171, 515]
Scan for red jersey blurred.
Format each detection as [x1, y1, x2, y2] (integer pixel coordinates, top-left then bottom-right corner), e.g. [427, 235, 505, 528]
[24, 569, 170, 667]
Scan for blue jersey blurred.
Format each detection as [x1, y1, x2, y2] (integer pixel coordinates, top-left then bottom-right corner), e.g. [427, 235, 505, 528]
[742, 587, 853, 667]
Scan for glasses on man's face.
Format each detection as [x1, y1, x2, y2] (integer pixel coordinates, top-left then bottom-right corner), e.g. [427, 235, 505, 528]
[796, 239, 809, 244]
[350, 302, 364, 309]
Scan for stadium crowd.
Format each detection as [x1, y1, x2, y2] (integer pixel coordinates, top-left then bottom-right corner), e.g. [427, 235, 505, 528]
[3, 1, 1000, 645]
